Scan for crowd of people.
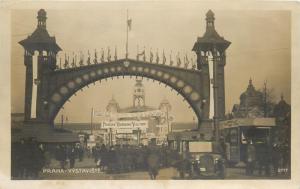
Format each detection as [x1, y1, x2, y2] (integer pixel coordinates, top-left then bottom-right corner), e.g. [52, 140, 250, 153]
[245, 139, 290, 176]
[11, 136, 290, 179]
[11, 137, 46, 179]
[91, 144, 180, 179]
[54, 144, 84, 169]
[12, 138, 181, 180]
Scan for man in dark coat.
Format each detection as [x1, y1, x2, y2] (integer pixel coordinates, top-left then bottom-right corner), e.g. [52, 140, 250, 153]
[99, 144, 108, 170]
[147, 149, 161, 180]
[69, 147, 76, 168]
[57, 145, 67, 169]
[246, 141, 256, 176]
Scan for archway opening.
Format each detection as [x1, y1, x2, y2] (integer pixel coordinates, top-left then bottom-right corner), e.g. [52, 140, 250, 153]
[54, 76, 198, 144]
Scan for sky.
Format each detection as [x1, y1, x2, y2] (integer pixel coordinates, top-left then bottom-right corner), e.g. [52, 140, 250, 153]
[11, 3, 291, 123]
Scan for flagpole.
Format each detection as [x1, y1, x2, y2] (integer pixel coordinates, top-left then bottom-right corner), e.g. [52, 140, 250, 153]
[126, 9, 129, 59]
[91, 107, 93, 135]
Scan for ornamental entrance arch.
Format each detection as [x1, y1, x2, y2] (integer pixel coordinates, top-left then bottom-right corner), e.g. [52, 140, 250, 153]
[19, 9, 230, 130]
[48, 59, 207, 124]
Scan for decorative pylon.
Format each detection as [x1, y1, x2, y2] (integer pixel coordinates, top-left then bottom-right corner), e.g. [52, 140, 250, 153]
[72, 52, 75, 68]
[94, 49, 98, 64]
[191, 58, 196, 69]
[87, 50, 91, 65]
[162, 50, 166, 65]
[184, 54, 189, 69]
[114, 46, 117, 61]
[107, 47, 111, 62]
[100, 48, 104, 63]
[79, 51, 84, 66]
[150, 48, 153, 63]
[143, 46, 146, 62]
[156, 49, 159, 64]
[176, 52, 181, 67]
[64, 53, 68, 68]
[169, 51, 174, 66]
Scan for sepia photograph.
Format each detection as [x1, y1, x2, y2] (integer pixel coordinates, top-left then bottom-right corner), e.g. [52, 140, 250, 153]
[2, 0, 298, 185]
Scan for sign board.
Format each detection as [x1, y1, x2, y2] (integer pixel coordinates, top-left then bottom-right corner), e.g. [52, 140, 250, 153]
[116, 128, 133, 134]
[102, 120, 148, 129]
[219, 118, 276, 129]
[189, 141, 212, 153]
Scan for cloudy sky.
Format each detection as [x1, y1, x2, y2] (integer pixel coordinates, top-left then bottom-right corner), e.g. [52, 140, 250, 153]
[11, 2, 291, 123]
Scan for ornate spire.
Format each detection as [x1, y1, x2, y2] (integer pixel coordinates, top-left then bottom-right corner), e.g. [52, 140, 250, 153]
[192, 10, 231, 53]
[37, 9, 47, 29]
[206, 9, 215, 29]
[249, 77, 253, 86]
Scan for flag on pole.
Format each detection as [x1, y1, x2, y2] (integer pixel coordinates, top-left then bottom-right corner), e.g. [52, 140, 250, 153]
[150, 49, 153, 63]
[101, 48, 104, 63]
[163, 50, 166, 64]
[127, 18, 132, 31]
[87, 50, 91, 65]
[107, 47, 111, 61]
[156, 50, 159, 64]
[94, 49, 98, 64]
[64, 53, 69, 68]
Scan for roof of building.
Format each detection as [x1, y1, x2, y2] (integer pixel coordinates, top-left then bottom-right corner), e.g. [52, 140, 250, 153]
[55, 123, 103, 131]
[219, 118, 276, 129]
[171, 122, 197, 131]
[11, 113, 25, 117]
[240, 78, 263, 99]
[119, 105, 156, 113]
[273, 95, 291, 117]
[19, 9, 61, 52]
[12, 125, 79, 143]
[193, 10, 230, 52]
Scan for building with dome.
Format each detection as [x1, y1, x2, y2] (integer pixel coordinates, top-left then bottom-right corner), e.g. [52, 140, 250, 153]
[106, 96, 120, 114]
[273, 95, 291, 127]
[232, 79, 265, 118]
[101, 79, 173, 145]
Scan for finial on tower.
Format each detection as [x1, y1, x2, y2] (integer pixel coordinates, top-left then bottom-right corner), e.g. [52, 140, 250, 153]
[37, 9, 47, 29]
[206, 10, 215, 20]
[206, 10, 215, 28]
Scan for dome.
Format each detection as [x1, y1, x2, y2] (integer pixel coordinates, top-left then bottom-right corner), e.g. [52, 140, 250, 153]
[159, 98, 171, 111]
[38, 9, 46, 17]
[274, 95, 290, 118]
[240, 79, 262, 99]
[108, 96, 118, 105]
[239, 78, 264, 109]
[160, 98, 170, 105]
[206, 10, 215, 19]
[106, 96, 119, 113]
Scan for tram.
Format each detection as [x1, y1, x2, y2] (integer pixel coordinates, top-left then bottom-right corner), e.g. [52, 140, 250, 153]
[219, 118, 277, 166]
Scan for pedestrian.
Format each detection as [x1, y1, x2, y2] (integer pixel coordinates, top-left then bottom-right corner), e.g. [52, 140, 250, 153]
[107, 146, 117, 173]
[99, 144, 108, 171]
[246, 140, 256, 176]
[69, 147, 76, 168]
[16, 138, 27, 178]
[58, 145, 67, 169]
[257, 143, 270, 176]
[78, 145, 84, 162]
[147, 148, 161, 180]
[271, 143, 281, 176]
